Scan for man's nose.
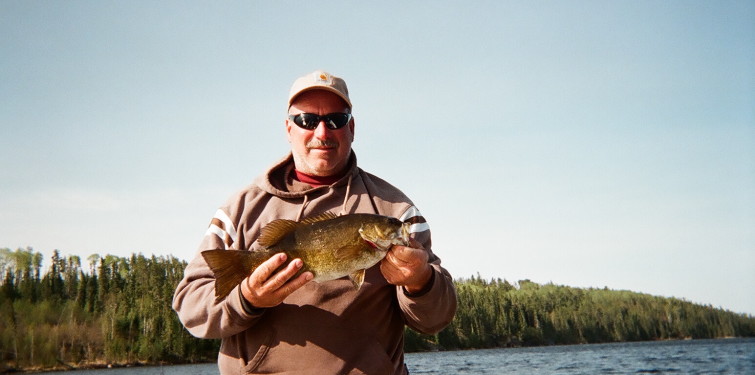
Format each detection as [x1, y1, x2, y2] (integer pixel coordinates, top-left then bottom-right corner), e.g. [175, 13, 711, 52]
[313, 121, 330, 138]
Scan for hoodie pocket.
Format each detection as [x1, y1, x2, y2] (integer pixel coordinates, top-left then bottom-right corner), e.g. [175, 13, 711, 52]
[243, 327, 275, 373]
[242, 330, 394, 374]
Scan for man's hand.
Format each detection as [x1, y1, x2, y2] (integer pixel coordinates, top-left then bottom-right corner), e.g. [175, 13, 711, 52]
[240, 253, 313, 308]
[380, 238, 433, 294]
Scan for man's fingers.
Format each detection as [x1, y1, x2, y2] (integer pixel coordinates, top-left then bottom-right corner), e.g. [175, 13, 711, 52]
[381, 243, 432, 290]
[279, 271, 314, 296]
[251, 253, 288, 285]
[262, 258, 303, 291]
[385, 247, 409, 265]
[388, 245, 428, 265]
[242, 254, 312, 308]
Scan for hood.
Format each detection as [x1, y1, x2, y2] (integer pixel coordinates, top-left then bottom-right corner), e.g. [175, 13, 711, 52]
[256, 152, 360, 199]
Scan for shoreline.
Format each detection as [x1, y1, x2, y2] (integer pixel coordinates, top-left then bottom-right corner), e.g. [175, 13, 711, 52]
[2, 361, 214, 374]
[5, 337, 751, 374]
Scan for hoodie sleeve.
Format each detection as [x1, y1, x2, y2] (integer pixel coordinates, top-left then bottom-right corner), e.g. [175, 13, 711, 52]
[172, 207, 266, 339]
[396, 206, 458, 335]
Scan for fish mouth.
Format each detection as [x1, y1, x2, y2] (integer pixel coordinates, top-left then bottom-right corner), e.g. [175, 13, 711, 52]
[358, 223, 410, 250]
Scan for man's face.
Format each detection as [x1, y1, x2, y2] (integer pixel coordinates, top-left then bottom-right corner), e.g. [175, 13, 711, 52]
[287, 90, 354, 176]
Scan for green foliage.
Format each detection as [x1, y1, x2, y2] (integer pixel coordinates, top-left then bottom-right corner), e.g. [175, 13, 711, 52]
[403, 276, 755, 351]
[1, 248, 753, 371]
[0, 248, 218, 372]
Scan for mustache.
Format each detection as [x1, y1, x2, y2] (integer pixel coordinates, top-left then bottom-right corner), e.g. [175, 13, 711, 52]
[306, 139, 339, 149]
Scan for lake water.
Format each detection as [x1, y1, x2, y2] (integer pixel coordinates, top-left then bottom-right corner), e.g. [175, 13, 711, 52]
[33, 338, 754, 374]
[406, 338, 754, 374]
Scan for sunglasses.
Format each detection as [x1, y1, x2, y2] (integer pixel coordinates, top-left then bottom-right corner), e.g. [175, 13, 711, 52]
[288, 113, 352, 130]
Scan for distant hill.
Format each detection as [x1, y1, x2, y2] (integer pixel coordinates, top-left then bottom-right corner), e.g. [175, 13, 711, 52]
[2, 248, 754, 372]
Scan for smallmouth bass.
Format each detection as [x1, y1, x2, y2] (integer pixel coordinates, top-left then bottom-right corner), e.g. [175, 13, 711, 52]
[202, 212, 411, 302]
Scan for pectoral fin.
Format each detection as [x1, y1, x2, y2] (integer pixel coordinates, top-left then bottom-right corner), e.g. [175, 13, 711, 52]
[349, 269, 366, 290]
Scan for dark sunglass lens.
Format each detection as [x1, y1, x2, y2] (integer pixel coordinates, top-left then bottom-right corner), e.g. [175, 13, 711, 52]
[325, 113, 351, 129]
[297, 114, 319, 129]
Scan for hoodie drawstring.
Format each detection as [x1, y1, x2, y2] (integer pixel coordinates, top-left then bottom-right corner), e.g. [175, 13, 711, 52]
[296, 194, 309, 221]
[340, 173, 353, 216]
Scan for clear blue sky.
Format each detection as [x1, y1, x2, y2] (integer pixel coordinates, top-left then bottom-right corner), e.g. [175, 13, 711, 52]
[1, 1, 753, 315]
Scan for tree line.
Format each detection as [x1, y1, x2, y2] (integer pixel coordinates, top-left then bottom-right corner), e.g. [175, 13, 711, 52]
[0, 247, 216, 372]
[1, 247, 753, 372]
[404, 276, 755, 351]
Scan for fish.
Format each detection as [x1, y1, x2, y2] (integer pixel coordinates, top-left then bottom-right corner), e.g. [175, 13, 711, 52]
[201, 212, 411, 302]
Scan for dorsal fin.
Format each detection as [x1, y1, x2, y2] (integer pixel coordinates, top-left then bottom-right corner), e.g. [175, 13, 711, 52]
[299, 211, 338, 225]
[257, 212, 338, 247]
[257, 219, 299, 247]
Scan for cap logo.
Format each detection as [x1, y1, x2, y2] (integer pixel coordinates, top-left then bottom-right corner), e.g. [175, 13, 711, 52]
[314, 71, 331, 84]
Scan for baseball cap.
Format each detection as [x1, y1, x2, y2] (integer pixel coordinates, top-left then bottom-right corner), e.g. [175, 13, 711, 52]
[288, 70, 351, 109]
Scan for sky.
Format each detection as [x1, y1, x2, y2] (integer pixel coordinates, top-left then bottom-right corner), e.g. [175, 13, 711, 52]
[1, 1, 753, 315]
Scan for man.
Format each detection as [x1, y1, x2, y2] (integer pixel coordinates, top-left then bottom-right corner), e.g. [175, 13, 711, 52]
[173, 70, 457, 374]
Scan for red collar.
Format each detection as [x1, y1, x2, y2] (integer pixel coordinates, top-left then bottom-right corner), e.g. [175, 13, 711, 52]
[293, 169, 345, 187]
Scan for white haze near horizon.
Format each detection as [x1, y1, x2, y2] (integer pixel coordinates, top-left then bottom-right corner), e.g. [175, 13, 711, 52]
[1, 1, 753, 315]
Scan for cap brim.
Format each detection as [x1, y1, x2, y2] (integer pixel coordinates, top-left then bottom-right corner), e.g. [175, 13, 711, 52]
[289, 86, 352, 108]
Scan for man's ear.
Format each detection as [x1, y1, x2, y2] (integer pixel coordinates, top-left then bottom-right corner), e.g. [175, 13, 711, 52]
[349, 118, 355, 141]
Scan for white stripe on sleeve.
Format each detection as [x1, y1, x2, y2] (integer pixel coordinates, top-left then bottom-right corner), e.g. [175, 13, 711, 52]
[399, 206, 430, 234]
[204, 209, 238, 249]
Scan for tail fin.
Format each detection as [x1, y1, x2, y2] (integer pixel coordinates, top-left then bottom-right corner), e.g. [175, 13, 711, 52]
[201, 249, 261, 302]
